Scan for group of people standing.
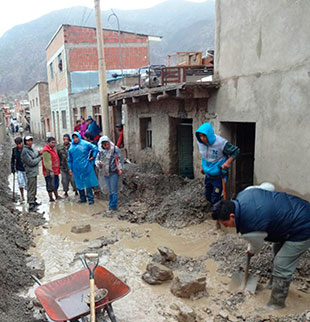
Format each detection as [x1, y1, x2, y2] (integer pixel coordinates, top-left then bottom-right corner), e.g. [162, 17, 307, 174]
[11, 117, 124, 212]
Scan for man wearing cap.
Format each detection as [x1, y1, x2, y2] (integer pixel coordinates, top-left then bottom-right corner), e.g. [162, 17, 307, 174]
[211, 188, 310, 310]
[86, 116, 101, 143]
[21, 136, 42, 211]
[57, 134, 78, 197]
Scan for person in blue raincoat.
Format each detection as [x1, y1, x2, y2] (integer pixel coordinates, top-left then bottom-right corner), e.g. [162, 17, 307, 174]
[195, 122, 240, 204]
[68, 132, 98, 204]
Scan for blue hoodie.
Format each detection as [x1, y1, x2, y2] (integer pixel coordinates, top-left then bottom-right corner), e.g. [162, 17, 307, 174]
[195, 122, 228, 177]
[68, 132, 98, 190]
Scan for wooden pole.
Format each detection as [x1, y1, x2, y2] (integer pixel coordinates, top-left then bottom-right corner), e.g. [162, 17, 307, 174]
[94, 0, 110, 136]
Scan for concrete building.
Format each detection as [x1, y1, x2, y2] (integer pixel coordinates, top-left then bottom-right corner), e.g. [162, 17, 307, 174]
[28, 82, 51, 139]
[109, 82, 218, 178]
[46, 24, 160, 141]
[209, 0, 310, 198]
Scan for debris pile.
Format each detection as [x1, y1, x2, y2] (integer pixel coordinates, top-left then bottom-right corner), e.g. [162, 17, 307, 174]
[103, 162, 211, 228]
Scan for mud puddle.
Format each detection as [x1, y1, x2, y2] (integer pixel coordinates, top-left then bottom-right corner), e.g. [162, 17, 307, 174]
[9, 171, 310, 321]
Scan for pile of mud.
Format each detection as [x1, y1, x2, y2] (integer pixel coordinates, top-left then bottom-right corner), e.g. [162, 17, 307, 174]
[103, 162, 211, 228]
[207, 234, 310, 290]
[0, 142, 43, 322]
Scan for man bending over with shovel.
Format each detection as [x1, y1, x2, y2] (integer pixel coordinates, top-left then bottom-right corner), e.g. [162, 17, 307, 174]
[211, 187, 310, 309]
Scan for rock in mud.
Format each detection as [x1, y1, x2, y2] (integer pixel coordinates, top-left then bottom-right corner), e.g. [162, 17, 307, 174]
[158, 246, 177, 263]
[170, 274, 206, 298]
[142, 263, 174, 285]
[71, 224, 91, 234]
[172, 304, 197, 322]
[88, 240, 103, 249]
[26, 255, 45, 279]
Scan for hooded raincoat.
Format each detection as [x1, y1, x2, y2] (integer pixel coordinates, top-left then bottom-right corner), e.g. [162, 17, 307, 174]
[68, 132, 98, 190]
[195, 122, 228, 177]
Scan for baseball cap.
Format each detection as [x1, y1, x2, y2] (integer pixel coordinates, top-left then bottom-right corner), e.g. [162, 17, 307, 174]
[24, 135, 33, 141]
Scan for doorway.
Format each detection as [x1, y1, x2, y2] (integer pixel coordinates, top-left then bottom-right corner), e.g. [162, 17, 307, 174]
[177, 119, 194, 179]
[221, 122, 256, 196]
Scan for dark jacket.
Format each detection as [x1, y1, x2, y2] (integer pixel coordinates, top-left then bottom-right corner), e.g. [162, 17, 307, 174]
[21, 145, 41, 178]
[11, 147, 25, 172]
[233, 188, 310, 242]
[57, 143, 71, 172]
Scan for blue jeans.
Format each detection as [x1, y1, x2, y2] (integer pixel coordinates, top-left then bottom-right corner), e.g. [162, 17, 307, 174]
[78, 188, 94, 203]
[104, 173, 119, 210]
[204, 176, 223, 204]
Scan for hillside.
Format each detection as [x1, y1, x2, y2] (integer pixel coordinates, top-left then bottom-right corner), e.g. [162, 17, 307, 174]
[0, 0, 214, 97]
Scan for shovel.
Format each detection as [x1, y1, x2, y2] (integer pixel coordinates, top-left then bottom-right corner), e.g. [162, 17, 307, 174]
[229, 253, 259, 294]
[81, 253, 99, 322]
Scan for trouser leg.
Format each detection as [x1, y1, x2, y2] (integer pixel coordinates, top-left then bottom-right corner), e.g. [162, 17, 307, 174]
[27, 176, 37, 204]
[86, 188, 94, 204]
[267, 239, 310, 309]
[109, 173, 119, 210]
[210, 177, 223, 204]
[78, 189, 86, 202]
[61, 170, 69, 193]
[204, 177, 213, 203]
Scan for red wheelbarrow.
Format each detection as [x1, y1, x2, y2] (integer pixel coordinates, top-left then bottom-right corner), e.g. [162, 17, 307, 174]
[32, 261, 130, 322]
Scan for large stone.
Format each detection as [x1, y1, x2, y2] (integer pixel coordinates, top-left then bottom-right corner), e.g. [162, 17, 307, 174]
[170, 274, 206, 298]
[158, 246, 177, 263]
[142, 263, 174, 285]
[26, 255, 45, 279]
[71, 224, 91, 234]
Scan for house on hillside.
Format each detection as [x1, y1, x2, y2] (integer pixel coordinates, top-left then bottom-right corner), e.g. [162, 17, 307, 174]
[45, 24, 161, 141]
[207, 0, 310, 198]
[28, 82, 51, 140]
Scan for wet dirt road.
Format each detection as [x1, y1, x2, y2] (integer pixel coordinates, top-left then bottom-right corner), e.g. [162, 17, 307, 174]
[9, 170, 310, 321]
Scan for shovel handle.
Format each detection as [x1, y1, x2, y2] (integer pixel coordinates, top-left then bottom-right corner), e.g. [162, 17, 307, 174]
[241, 253, 251, 290]
[89, 278, 96, 322]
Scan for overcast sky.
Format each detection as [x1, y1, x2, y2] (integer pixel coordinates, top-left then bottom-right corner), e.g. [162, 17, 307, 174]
[0, 0, 207, 37]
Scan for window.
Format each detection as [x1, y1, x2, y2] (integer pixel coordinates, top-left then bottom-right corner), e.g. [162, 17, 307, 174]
[80, 107, 86, 119]
[58, 53, 63, 72]
[49, 62, 54, 79]
[140, 117, 152, 149]
[92, 105, 102, 131]
[61, 111, 67, 129]
[36, 97, 38, 106]
[73, 108, 78, 124]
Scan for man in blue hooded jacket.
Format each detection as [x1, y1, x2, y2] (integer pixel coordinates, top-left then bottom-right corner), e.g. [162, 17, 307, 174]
[195, 122, 240, 204]
[211, 188, 310, 309]
[68, 132, 98, 204]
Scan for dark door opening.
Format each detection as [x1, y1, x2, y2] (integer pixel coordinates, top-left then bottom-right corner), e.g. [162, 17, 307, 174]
[178, 119, 194, 179]
[221, 122, 256, 196]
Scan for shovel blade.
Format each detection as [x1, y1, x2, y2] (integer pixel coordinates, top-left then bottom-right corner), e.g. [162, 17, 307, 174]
[229, 272, 259, 294]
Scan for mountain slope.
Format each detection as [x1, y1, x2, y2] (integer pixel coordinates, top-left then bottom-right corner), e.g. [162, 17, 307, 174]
[0, 0, 214, 97]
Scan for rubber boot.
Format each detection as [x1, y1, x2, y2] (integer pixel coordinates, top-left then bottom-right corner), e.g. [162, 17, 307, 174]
[267, 276, 290, 310]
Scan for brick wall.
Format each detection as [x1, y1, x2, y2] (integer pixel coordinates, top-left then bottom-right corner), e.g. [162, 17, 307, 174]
[69, 46, 148, 71]
[64, 25, 149, 71]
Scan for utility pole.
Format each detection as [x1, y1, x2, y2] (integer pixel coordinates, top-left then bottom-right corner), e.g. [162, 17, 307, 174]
[94, 0, 109, 135]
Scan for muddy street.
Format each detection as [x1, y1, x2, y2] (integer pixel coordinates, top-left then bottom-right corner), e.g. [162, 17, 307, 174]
[5, 144, 310, 321]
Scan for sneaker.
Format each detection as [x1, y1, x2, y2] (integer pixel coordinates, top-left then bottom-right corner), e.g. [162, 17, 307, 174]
[29, 204, 36, 211]
[77, 199, 87, 203]
[34, 201, 41, 206]
[88, 200, 94, 205]
[49, 198, 55, 202]
[63, 192, 69, 197]
[75, 191, 79, 196]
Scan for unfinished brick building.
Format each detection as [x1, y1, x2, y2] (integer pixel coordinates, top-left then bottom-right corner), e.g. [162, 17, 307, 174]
[46, 24, 156, 140]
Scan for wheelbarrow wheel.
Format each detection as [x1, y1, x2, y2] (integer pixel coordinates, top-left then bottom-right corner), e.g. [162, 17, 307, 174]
[106, 304, 117, 322]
